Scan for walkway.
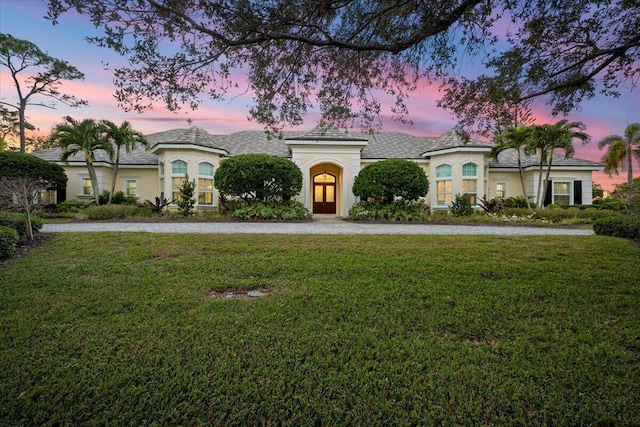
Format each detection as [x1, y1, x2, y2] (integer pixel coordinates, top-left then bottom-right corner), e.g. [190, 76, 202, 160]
[42, 218, 594, 236]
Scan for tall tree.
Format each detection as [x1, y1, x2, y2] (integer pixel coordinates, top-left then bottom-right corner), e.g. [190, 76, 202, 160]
[0, 33, 87, 152]
[101, 120, 148, 204]
[529, 120, 590, 208]
[0, 105, 35, 150]
[598, 123, 640, 200]
[43, 1, 639, 134]
[491, 125, 533, 209]
[50, 116, 113, 204]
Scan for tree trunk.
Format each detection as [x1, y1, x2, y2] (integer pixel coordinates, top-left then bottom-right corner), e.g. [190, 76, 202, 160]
[84, 151, 101, 205]
[18, 100, 27, 153]
[540, 150, 555, 207]
[627, 146, 633, 201]
[109, 148, 121, 204]
[516, 148, 532, 210]
[536, 150, 545, 208]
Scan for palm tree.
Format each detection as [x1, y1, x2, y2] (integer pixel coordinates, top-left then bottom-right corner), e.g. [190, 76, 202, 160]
[598, 123, 640, 200]
[51, 116, 114, 205]
[529, 120, 590, 207]
[102, 120, 148, 204]
[492, 124, 533, 209]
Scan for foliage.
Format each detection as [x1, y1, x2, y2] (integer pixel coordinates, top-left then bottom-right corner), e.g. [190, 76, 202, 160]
[0, 33, 87, 152]
[85, 204, 153, 220]
[98, 190, 137, 206]
[528, 120, 590, 208]
[478, 195, 505, 213]
[51, 116, 114, 205]
[101, 120, 148, 204]
[0, 211, 42, 237]
[0, 151, 67, 189]
[598, 123, 640, 199]
[0, 175, 49, 240]
[231, 201, 311, 221]
[0, 224, 18, 258]
[144, 196, 174, 214]
[1, 233, 639, 425]
[214, 154, 302, 202]
[55, 199, 88, 213]
[491, 125, 533, 209]
[176, 175, 196, 216]
[44, 2, 639, 135]
[592, 183, 604, 200]
[349, 200, 429, 221]
[352, 159, 429, 203]
[450, 193, 473, 217]
[0, 105, 34, 146]
[593, 217, 640, 240]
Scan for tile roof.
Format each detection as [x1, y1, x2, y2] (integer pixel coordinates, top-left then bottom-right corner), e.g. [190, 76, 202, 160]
[30, 126, 602, 170]
[489, 148, 604, 169]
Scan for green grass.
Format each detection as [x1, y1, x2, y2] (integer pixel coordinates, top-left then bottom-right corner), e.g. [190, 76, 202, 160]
[1, 233, 639, 425]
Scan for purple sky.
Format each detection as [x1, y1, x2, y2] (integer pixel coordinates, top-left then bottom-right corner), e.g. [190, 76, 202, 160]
[1, 0, 638, 190]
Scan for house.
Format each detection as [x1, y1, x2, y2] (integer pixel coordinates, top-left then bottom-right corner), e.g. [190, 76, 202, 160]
[32, 126, 604, 216]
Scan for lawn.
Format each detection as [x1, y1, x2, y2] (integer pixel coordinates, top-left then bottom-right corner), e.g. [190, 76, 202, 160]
[1, 233, 638, 426]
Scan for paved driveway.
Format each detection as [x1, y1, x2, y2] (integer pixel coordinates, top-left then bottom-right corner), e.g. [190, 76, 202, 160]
[42, 220, 594, 236]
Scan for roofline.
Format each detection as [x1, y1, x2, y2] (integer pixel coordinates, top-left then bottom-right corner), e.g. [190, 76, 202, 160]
[150, 143, 228, 156]
[422, 146, 493, 156]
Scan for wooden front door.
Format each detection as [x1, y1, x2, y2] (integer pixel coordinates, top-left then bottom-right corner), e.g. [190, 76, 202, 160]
[313, 173, 336, 214]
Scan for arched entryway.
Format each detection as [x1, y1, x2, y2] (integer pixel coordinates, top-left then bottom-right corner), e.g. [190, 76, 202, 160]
[313, 172, 336, 214]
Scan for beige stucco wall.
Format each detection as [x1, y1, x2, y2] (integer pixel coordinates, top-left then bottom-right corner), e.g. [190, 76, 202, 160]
[155, 149, 223, 209]
[428, 152, 488, 209]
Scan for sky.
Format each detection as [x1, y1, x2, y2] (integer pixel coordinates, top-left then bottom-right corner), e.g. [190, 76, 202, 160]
[1, 0, 638, 191]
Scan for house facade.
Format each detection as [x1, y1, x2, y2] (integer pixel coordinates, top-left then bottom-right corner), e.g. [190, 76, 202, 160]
[33, 126, 604, 216]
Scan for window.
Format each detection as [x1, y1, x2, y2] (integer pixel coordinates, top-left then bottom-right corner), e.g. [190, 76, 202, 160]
[125, 179, 137, 197]
[553, 181, 571, 205]
[159, 161, 165, 176]
[462, 163, 477, 205]
[82, 178, 92, 195]
[198, 162, 214, 205]
[496, 182, 506, 199]
[40, 190, 56, 204]
[171, 160, 188, 201]
[436, 164, 452, 206]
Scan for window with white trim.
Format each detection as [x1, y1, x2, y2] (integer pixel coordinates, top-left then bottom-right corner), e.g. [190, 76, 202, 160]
[82, 178, 92, 195]
[462, 163, 477, 205]
[198, 162, 214, 205]
[159, 162, 165, 200]
[171, 160, 188, 201]
[436, 164, 452, 206]
[124, 179, 137, 197]
[496, 182, 506, 199]
[553, 181, 572, 205]
[40, 190, 56, 204]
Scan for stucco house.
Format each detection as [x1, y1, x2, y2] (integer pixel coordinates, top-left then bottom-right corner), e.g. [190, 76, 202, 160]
[33, 126, 604, 216]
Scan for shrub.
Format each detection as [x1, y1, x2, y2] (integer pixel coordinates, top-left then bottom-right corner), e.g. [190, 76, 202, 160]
[0, 211, 43, 237]
[144, 196, 174, 214]
[0, 225, 18, 259]
[215, 154, 303, 202]
[231, 201, 311, 221]
[450, 194, 473, 217]
[85, 204, 153, 220]
[0, 151, 67, 190]
[56, 199, 89, 213]
[99, 190, 139, 205]
[352, 159, 428, 203]
[176, 175, 196, 216]
[593, 217, 640, 240]
[349, 200, 429, 221]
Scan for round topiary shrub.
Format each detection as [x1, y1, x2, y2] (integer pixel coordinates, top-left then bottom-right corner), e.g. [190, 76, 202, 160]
[0, 225, 19, 259]
[352, 159, 429, 203]
[214, 154, 303, 202]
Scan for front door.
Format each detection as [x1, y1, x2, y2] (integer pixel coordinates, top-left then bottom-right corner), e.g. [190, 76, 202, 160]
[313, 173, 336, 214]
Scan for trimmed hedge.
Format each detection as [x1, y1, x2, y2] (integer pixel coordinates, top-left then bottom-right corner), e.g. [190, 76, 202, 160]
[0, 225, 19, 259]
[0, 211, 43, 237]
[349, 200, 429, 221]
[231, 201, 311, 220]
[85, 204, 154, 220]
[593, 217, 640, 240]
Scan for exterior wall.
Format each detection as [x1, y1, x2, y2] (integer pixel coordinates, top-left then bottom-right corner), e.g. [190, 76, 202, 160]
[487, 171, 522, 200]
[429, 152, 488, 209]
[63, 164, 111, 202]
[111, 166, 159, 202]
[290, 146, 364, 217]
[156, 149, 223, 209]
